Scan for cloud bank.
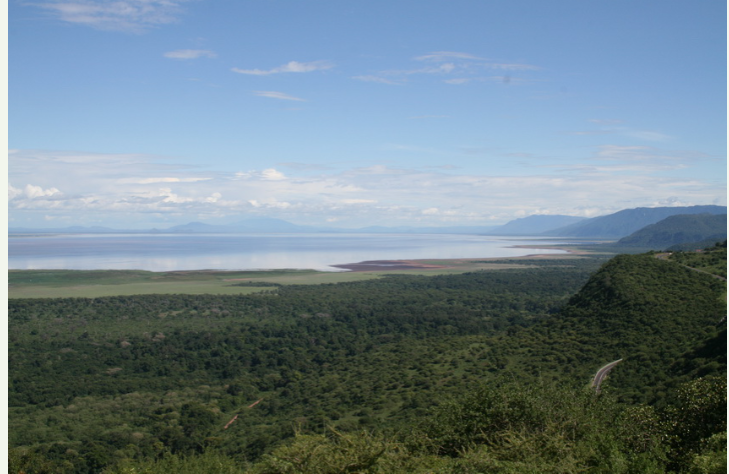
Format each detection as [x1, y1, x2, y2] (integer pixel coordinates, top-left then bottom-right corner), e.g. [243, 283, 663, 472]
[8, 148, 725, 228]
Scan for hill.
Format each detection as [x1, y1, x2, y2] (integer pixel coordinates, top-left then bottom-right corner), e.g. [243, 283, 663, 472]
[487, 214, 586, 235]
[615, 213, 727, 249]
[544, 205, 726, 238]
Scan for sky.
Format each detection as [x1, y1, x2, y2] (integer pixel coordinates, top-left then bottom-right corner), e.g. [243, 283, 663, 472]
[8, 0, 727, 229]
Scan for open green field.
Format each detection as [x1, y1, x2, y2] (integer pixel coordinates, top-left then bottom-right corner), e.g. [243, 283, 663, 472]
[8, 269, 316, 298]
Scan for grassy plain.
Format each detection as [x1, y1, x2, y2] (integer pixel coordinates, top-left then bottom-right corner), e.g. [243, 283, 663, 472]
[8, 269, 308, 298]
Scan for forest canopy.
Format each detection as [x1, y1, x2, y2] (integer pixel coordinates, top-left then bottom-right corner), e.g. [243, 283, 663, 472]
[8, 249, 727, 473]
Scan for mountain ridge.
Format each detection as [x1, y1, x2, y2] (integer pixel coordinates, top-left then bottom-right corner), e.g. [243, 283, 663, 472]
[544, 205, 726, 238]
[615, 213, 727, 249]
[487, 214, 586, 235]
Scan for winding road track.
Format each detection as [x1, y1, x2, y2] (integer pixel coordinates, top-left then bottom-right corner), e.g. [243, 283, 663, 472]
[592, 359, 622, 393]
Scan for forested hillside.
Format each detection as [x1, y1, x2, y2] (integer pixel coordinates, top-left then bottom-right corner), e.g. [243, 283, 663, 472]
[9, 251, 726, 473]
[616, 213, 726, 249]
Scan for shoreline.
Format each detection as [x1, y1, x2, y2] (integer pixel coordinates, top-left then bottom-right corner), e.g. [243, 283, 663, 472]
[330, 247, 588, 272]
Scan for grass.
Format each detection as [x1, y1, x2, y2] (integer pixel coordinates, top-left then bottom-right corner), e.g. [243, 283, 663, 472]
[8, 269, 312, 298]
[6, 268, 448, 298]
[7, 264, 514, 298]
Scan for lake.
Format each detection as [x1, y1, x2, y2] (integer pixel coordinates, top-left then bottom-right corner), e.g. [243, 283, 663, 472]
[8, 233, 569, 272]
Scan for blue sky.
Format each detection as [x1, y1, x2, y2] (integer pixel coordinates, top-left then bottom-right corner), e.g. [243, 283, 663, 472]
[8, 0, 727, 229]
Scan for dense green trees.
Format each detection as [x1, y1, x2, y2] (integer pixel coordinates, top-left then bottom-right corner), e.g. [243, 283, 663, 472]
[8, 252, 726, 473]
[98, 378, 726, 474]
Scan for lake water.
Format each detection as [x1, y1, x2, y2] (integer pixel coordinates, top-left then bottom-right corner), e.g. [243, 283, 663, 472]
[8, 233, 569, 272]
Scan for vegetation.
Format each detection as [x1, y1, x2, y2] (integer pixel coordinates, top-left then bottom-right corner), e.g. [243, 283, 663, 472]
[8, 269, 320, 299]
[668, 240, 727, 279]
[616, 214, 726, 249]
[7, 248, 726, 473]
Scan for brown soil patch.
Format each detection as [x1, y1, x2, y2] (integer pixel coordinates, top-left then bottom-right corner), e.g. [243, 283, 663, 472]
[330, 248, 585, 273]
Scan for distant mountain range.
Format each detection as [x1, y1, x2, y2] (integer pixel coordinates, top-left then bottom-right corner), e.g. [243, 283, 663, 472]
[9, 205, 727, 239]
[542, 205, 726, 238]
[487, 215, 586, 235]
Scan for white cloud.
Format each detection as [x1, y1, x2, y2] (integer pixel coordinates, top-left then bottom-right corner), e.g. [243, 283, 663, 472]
[31, 0, 191, 33]
[205, 192, 222, 203]
[164, 49, 217, 60]
[8, 184, 23, 200]
[248, 198, 292, 209]
[232, 60, 333, 76]
[253, 91, 307, 101]
[26, 184, 61, 198]
[118, 177, 212, 184]
[236, 168, 287, 181]
[8, 149, 222, 207]
[158, 187, 192, 203]
[260, 169, 286, 181]
[652, 197, 691, 207]
[9, 183, 61, 200]
[352, 75, 404, 85]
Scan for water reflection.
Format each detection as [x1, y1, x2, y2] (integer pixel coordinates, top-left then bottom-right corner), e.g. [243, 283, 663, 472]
[8, 233, 568, 272]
